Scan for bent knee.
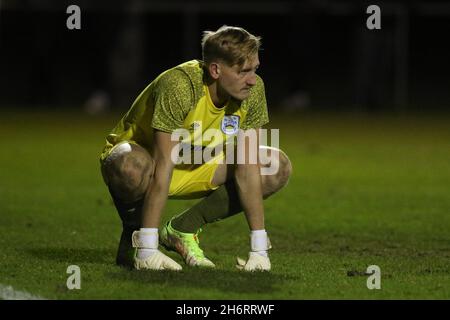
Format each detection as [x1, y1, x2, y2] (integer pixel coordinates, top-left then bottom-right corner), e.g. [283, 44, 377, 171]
[277, 150, 293, 184]
[261, 148, 292, 199]
[103, 143, 153, 201]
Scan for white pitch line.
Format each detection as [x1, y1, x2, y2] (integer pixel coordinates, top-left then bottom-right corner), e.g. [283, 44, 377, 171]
[0, 283, 47, 300]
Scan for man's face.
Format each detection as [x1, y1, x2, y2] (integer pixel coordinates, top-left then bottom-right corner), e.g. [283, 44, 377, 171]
[217, 54, 260, 101]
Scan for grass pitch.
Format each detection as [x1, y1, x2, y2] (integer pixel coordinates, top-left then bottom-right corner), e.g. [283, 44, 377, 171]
[0, 109, 449, 299]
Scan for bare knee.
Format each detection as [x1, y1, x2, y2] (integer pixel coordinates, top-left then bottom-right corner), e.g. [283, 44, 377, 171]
[260, 148, 292, 199]
[103, 143, 154, 202]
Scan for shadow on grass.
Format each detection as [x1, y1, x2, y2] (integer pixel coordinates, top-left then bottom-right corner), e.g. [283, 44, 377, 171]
[106, 267, 298, 295]
[26, 247, 299, 295]
[26, 247, 113, 265]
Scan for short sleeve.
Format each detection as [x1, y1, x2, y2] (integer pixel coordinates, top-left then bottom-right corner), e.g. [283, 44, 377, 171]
[151, 70, 193, 133]
[240, 76, 269, 130]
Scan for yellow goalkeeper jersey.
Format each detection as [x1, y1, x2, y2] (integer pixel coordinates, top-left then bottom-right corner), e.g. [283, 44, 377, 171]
[100, 60, 269, 161]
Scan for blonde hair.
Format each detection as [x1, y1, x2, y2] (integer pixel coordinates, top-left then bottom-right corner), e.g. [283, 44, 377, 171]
[201, 25, 261, 67]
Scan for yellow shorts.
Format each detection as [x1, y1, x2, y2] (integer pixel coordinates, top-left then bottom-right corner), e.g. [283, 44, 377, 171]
[169, 160, 222, 199]
[101, 141, 222, 200]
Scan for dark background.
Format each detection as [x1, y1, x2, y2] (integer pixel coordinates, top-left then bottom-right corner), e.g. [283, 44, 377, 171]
[1, 0, 450, 113]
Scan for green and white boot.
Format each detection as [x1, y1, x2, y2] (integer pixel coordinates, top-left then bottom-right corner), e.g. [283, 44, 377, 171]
[160, 220, 215, 268]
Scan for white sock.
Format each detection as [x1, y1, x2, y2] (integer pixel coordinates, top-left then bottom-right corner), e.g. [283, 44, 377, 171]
[250, 229, 269, 257]
[137, 228, 159, 259]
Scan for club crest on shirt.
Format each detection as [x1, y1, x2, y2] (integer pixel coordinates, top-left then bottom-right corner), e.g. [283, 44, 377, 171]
[221, 115, 240, 135]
